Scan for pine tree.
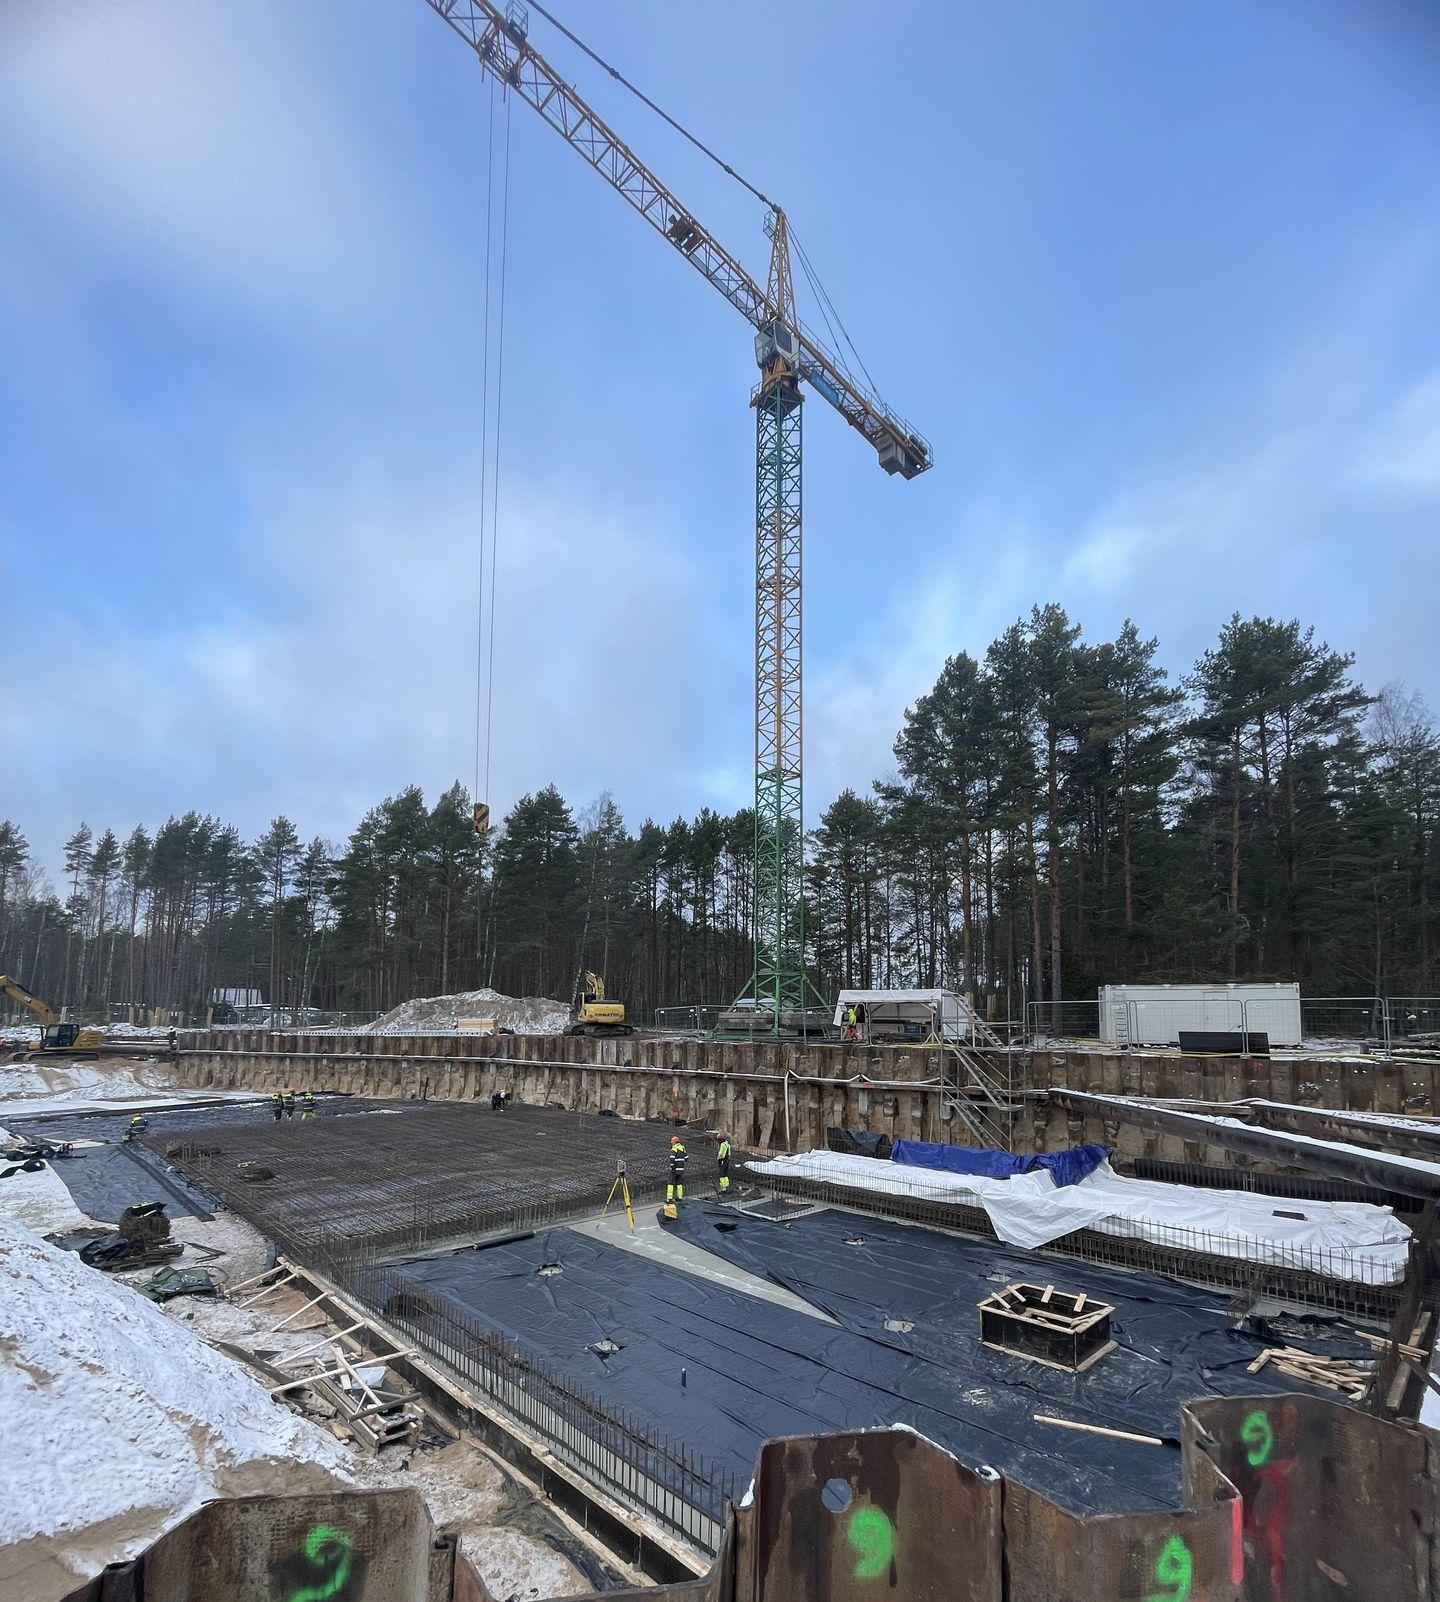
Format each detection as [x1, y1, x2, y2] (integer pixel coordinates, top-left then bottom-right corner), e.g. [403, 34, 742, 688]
[120, 826, 150, 1014]
[60, 823, 93, 1010]
[86, 829, 121, 1007]
[0, 821, 29, 972]
[490, 787, 580, 998]
[253, 816, 302, 1023]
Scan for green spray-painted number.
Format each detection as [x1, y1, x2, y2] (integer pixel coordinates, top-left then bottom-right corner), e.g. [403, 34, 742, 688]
[847, 1506, 894, 1580]
[1241, 1408, 1273, 1468]
[288, 1524, 354, 1602]
[1144, 1535, 1193, 1602]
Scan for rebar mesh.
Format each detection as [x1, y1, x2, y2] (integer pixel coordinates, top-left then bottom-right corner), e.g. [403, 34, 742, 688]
[155, 1103, 731, 1551]
[154, 1102, 715, 1257]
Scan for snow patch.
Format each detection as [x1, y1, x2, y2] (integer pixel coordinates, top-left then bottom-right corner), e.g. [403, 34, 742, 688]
[0, 1128, 93, 1236]
[362, 987, 571, 1037]
[0, 1216, 351, 1600]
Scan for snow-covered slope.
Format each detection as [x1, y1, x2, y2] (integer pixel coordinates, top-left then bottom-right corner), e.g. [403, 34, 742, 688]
[0, 1217, 351, 1602]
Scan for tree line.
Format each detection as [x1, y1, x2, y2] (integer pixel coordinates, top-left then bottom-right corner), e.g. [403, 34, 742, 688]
[2, 606, 1437, 1028]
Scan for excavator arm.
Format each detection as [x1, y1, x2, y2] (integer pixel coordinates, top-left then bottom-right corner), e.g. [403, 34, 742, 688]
[584, 971, 606, 1002]
[0, 975, 59, 1027]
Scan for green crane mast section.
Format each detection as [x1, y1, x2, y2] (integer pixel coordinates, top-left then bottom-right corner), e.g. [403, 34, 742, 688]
[426, 0, 932, 1032]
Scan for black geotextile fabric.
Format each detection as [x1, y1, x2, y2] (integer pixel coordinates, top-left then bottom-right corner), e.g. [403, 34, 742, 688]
[389, 1208, 1375, 1517]
[388, 1226, 1176, 1512]
[6, 1095, 393, 1146]
[26, 1144, 206, 1223]
[666, 1203, 1376, 1426]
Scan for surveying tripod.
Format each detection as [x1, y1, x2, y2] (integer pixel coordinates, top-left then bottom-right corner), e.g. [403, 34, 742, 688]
[602, 1158, 636, 1232]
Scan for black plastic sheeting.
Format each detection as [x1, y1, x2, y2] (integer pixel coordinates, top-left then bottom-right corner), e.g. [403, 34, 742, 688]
[666, 1205, 1373, 1434]
[388, 1210, 1367, 1516]
[27, 1144, 208, 1224]
[6, 1095, 392, 1147]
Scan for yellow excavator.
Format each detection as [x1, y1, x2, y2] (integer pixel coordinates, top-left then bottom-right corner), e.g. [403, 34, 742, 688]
[0, 975, 104, 1059]
[569, 971, 632, 1037]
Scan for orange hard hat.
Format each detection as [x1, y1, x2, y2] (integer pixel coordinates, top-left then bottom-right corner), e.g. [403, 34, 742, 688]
[670, 1134, 682, 1144]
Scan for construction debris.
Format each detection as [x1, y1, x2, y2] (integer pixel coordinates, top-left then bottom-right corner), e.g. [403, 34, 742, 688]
[1245, 1346, 1373, 1399]
[0, 1216, 350, 1601]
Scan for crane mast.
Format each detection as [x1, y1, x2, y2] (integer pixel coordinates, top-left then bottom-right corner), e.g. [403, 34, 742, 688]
[751, 210, 806, 1022]
[426, 0, 931, 1031]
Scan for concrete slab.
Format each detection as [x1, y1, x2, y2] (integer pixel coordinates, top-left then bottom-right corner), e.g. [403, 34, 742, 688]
[568, 1209, 836, 1325]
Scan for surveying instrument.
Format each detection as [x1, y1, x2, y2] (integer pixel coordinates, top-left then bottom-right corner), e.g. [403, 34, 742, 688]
[602, 1158, 636, 1233]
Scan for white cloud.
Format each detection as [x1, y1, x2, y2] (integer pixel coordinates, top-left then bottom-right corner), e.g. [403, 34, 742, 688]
[1354, 370, 1440, 495]
[4, 458, 736, 869]
[0, 4, 419, 327]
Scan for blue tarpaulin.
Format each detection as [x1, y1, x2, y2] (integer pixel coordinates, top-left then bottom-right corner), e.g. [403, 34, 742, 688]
[890, 1139, 1110, 1188]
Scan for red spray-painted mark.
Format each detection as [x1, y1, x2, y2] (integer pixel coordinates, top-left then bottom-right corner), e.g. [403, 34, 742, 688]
[1246, 1458, 1295, 1599]
[1229, 1494, 1244, 1587]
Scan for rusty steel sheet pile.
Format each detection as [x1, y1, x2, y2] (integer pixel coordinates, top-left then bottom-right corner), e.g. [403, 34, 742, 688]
[61, 1398, 1432, 1600]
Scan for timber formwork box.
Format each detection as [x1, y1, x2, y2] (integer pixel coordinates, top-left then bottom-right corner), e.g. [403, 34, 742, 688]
[977, 1281, 1116, 1371]
[57, 1399, 1437, 1602]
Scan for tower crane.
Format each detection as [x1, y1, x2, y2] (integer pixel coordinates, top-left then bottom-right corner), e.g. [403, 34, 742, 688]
[426, 0, 932, 1032]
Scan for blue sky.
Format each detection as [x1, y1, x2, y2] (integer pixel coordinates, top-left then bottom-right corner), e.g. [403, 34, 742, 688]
[3, 1, 1439, 876]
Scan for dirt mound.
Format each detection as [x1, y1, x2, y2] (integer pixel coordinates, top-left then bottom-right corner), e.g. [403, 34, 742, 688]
[363, 987, 570, 1037]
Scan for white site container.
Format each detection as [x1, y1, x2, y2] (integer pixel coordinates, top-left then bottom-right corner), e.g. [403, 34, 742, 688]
[1097, 983, 1302, 1048]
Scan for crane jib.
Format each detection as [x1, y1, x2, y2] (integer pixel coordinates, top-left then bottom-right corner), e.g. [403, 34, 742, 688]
[426, 0, 931, 478]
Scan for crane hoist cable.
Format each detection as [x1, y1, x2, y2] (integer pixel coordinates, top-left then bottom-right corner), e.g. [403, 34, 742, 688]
[483, 87, 512, 809]
[473, 71, 496, 805]
[473, 74, 513, 814]
[524, 0, 773, 210]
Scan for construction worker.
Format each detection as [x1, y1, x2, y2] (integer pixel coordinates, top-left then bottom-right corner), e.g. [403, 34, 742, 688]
[122, 1114, 148, 1144]
[666, 1134, 687, 1210]
[299, 1090, 316, 1121]
[844, 1003, 859, 1041]
[282, 1088, 296, 1120]
[716, 1131, 732, 1195]
[269, 1090, 283, 1121]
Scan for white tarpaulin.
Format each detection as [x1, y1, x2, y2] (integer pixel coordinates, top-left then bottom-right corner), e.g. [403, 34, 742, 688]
[746, 1149, 1412, 1285]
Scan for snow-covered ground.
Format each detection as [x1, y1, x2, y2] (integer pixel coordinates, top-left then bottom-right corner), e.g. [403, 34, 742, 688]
[0, 1128, 94, 1236]
[748, 1149, 1413, 1285]
[363, 987, 571, 1037]
[0, 1022, 177, 1046]
[0, 1117, 593, 1599]
[0, 1216, 352, 1602]
[0, 1057, 262, 1118]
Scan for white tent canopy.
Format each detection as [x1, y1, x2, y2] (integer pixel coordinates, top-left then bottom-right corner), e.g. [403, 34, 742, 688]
[833, 988, 989, 1043]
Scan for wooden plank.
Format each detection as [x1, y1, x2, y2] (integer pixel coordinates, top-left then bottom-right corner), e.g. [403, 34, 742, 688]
[269, 1349, 418, 1398]
[1033, 1413, 1164, 1446]
[234, 1270, 297, 1308]
[267, 1291, 330, 1334]
[276, 1319, 367, 1368]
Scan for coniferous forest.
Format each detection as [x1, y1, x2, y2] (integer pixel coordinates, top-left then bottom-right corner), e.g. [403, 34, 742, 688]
[3, 606, 1438, 1026]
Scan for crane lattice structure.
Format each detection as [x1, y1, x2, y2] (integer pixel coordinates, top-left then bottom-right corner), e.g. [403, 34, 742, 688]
[427, 0, 932, 1032]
